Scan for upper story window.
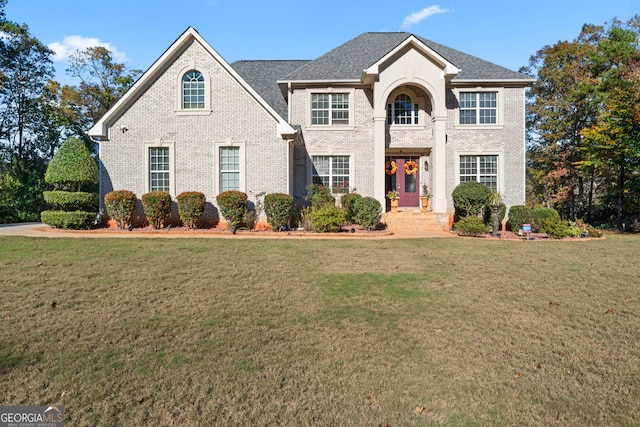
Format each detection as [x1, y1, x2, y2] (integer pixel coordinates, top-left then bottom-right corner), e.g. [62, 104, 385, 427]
[387, 94, 419, 125]
[182, 70, 205, 109]
[459, 92, 497, 124]
[311, 93, 349, 125]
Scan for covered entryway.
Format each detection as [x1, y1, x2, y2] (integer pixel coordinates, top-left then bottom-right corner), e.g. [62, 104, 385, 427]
[386, 156, 420, 207]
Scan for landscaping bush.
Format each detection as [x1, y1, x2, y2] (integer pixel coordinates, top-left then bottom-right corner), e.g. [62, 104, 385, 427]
[352, 196, 382, 231]
[340, 193, 362, 223]
[41, 136, 99, 229]
[545, 219, 569, 239]
[40, 210, 96, 230]
[311, 204, 345, 233]
[216, 190, 248, 230]
[43, 191, 98, 211]
[44, 137, 98, 191]
[142, 191, 172, 229]
[104, 190, 137, 230]
[176, 191, 206, 229]
[534, 207, 562, 234]
[454, 216, 490, 236]
[507, 205, 536, 232]
[452, 181, 491, 218]
[306, 183, 335, 209]
[264, 193, 293, 231]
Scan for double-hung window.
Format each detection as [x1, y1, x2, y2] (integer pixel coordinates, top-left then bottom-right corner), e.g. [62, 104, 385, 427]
[387, 94, 419, 125]
[459, 92, 497, 124]
[311, 93, 349, 125]
[460, 155, 498, 191]
[311, 155, 350, 193]
[149, 147, 170, 192]
[220, 147, 240, 192]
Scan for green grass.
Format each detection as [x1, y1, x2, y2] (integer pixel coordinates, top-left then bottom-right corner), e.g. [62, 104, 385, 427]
[1, 234, 639, 426]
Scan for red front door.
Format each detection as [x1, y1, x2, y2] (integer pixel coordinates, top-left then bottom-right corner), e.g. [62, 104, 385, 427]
[386, 157, 420, 207]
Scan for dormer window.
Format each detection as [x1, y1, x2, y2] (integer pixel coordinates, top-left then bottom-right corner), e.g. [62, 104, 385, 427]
[387, 94, 419, 125]
[182, 70, 205, 109]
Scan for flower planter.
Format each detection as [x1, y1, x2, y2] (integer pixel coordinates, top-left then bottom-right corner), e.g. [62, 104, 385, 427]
[390, 198, 399, 212]
[420, 197, 429, 213]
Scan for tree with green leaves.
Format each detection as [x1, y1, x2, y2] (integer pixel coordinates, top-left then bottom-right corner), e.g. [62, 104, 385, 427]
[579, 18, 640, 228]
[524, 15, 640, 228]
[0, 1, 57, 222]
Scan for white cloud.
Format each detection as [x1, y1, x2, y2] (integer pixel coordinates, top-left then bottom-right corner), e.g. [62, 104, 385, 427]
[48, 35, 129, 63]
[401, 5, 450, 30]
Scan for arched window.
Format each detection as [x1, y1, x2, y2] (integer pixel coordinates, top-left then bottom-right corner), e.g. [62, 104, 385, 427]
[182, 70, 205, 109]
[387, 94, 419, 125]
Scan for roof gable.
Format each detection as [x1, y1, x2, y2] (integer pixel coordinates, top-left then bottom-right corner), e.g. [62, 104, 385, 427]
[279, 32, 533, 84]
[88, 27, 295, 139]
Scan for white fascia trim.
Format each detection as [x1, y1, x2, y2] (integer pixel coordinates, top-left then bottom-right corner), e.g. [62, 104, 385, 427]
[451, 79, 536, 86]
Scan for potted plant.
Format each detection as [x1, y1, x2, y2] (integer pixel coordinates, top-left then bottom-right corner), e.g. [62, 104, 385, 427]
[387, 190, 400, 212]
[420, 183, 431, 213]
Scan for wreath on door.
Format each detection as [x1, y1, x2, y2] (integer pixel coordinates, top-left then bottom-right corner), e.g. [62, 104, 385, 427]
[385, 160, 397, 175]
[404, 160, 418, 175]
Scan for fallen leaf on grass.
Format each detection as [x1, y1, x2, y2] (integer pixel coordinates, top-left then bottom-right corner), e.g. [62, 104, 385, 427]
[415, 406, 426, 414]
[536, 363, 542, 369]
[162, 331, 169, 337]
[138, 394, 152, 404]
[51, 301, 58, 308]
[606, 309, 615, 314]
[555, 351, 565, 357]
[623, 298, 630, 303]
[514, 372, 523, 378]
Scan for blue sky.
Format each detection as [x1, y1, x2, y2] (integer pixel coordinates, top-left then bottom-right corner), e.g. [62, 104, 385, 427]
[5, 0, 639, 85]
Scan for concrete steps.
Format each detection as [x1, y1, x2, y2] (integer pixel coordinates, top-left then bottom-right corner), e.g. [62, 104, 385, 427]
[383, 209, 448, 233]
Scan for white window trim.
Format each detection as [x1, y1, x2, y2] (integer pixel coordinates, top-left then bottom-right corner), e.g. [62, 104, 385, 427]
[386, 87, 427, 130]
[175, 64, 212, 115]
[214, 140, 246, 195]
[144, 141, 175, 196]
[453, 88, 504, 129]
[307, 152, 354, 194]
[454, 150, 504, 194]
[306, 88, 355, 130]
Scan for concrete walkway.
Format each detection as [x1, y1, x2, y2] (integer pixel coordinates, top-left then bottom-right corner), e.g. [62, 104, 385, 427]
[0, 222, 453, 239]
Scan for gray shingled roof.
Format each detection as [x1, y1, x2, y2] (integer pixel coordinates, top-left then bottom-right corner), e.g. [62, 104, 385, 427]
[282, 32, 531, 82]
[231, 32, 531, 119]
[231, 60, 310, 119]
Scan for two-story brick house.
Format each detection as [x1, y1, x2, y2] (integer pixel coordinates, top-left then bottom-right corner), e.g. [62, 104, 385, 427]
[89, 27, 533, 228]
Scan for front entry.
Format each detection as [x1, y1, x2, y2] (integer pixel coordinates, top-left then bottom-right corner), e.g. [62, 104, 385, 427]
[386, 157, 420, 207]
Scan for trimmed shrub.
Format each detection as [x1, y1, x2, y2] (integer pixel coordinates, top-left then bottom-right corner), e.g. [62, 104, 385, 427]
[454, 216, 490, 236]
[45, 137, 98, 191]
[264, 193, 293, 231]
[216, 190, 248, 230]
[142, 191, 172, 229]
[176, 191, 206, 229]
[452, 181, 491, 218]
[507, 205, 536, 231]
[545, 219, 569, 239]
[340, 193, 362, 223]
[104, 190, 137, 230]
[534, 207, 562, 234]
[311, 204, 345, 233]
[306, 183, 335, 209]
[353, 196, 382, 231]
[44, 191, 98, 211]
[40, 210, 95, 230]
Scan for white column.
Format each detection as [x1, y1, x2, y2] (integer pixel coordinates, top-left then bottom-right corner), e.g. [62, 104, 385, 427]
[432, 116, 447, 213]
[373, 115, 387, 207]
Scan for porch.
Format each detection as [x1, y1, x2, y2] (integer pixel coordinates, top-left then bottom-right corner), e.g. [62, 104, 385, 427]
[382, 209, 450, 234]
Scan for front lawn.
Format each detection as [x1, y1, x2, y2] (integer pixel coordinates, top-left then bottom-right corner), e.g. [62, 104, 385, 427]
[0, 235, 638, 426]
